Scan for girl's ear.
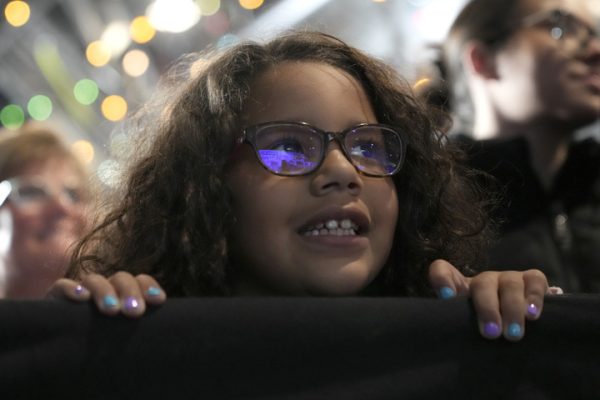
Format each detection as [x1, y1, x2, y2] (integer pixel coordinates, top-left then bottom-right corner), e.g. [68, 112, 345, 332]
[464, 41, 499, 80]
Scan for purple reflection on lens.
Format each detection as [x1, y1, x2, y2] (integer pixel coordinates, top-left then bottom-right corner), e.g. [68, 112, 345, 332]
[258, 150, 315, 174]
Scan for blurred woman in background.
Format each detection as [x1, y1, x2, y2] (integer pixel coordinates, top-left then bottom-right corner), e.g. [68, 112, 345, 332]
[0, 124, 91, 298]
[443, 0, 600, 291]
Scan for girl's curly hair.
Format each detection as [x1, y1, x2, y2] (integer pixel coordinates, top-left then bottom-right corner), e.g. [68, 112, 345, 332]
[67, 31, 494, 296]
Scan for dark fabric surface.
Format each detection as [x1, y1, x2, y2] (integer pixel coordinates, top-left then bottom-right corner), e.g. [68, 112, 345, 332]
[456, 135, 600, 292]
[1, 295, 599, 399]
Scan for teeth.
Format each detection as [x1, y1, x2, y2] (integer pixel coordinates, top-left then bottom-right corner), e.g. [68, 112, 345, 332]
[302, 218, 359, 236]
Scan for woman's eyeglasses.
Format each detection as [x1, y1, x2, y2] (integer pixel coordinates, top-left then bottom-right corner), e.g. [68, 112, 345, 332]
[522, 9, 598, 52]
[0, 178, 86, 211]
[238, 121, 406, 177]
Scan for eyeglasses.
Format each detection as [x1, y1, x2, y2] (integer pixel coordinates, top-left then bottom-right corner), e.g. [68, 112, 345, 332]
[238, 121, 406, 177]
[522, 9, 598, 52]
[0, 177, 86, 211]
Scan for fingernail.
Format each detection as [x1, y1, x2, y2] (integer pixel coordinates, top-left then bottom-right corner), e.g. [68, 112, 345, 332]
[124, 296, 139, 311]
[526, 303, 539, 317]
[146, 286, 161, 297]
[507, 323, 522, 338]
[547, 286, 564, 295]
[74, 285, 87, 296]
[102, 295, 119, 309]
[439, 286, 456, 300]
[483, 322, 501, 337]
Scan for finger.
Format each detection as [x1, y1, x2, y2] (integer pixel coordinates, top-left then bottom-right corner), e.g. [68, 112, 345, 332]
[523, 269, 548, 320]
[470, 272, 502, 340]
[135, 274, 167, 305]
[498, 271, 526, 342]
[428, 259, 462, 299]
[46, 278, 90, 301]
[547, 286, 564, 295]
[82, 273, 121, 316]
[109, 271, 146, 318]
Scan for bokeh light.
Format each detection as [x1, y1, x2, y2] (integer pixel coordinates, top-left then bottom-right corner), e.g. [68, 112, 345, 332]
[239, 0, 264, 10]
[130, 16, 156, 43]
[101, 21, 131, 58]
[197, 0, 220, 16]
[147, 0, 200, 33]
[122, 49, 150, 77]
[71, 140, 95, 165]
[73, 79, 100, 105]
[216, 33, 239, 49]
[202, 11, 230, 37]
[4, 1, 30, 27]
[96, 159, 122, 187]
[101, 95, 128, 121]
[86, 40, 111, 67]
[413, 77, 430, 90]
[0, 104, 25, 129]
[27, 95, 52, 121]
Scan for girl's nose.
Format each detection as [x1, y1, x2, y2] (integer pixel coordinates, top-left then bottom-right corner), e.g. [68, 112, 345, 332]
[309, 142, 363, 196]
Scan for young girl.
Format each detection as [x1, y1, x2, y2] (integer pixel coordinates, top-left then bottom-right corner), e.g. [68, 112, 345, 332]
[51, 31, 549, 341]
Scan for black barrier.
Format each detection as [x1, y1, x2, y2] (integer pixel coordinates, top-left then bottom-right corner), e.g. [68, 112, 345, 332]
[1, 295, 599, 399]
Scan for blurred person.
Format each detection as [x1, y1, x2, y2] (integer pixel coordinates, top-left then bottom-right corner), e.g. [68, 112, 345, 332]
[0, 124, 91, 298]
[443, 0, 600, 291]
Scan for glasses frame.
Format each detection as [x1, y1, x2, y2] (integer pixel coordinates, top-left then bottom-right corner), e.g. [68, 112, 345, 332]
[0, 177, 86, 210]
[238, 121, 406, 177]
[521, 8, 598, 49]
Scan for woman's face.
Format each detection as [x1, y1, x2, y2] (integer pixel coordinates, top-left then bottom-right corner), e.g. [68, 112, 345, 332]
[5, 158, 88, 281]
[225, 61, 399, 296]
[490, 0, 600, 126]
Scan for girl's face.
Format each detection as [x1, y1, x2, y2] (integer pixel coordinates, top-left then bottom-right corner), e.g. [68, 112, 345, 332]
[226, 61, 399, 295]
[5, 158, 88, 281]
[490, 0, 599, 125]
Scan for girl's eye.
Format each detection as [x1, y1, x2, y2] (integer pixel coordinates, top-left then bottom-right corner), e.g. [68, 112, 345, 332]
[269, 137, 305, 154]
[17, 185, 47, 201]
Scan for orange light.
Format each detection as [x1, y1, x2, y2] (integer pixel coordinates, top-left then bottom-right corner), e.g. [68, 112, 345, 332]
[239, 0, 264, 11]
[101, 95, 128, 121]
[5, 1, 30, 27]
[86, 40, 111, 67]
[130, 15, 156, 44]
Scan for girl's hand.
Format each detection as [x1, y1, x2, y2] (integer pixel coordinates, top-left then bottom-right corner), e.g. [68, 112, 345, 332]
[46, 272, 166, 318]
[428, 259, 552, 341]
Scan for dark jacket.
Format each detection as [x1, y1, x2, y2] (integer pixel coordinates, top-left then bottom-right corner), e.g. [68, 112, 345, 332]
[457, 135, 600, 292]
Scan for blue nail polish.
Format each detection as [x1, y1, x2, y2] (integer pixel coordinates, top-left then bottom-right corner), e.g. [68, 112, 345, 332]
[102, 295, 119, 308]
[507, 323, 522, 338]
[146, 287, 161, 297]
[483, 322, 501, 337]
[439, 286, 456, 300]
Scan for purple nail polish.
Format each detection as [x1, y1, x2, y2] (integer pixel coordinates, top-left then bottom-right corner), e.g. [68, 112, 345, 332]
[483, 322, 501, 337]
[124, 296, 139, 310]
[527, 303, 539, 317]
[74, 285, 85, 295]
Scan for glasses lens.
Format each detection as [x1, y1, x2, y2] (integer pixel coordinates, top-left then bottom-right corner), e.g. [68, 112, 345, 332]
[253, 124, 322, 175]
[344, 126, 403, 176]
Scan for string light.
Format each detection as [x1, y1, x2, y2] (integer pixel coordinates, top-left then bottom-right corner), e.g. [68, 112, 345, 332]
[4, 1, 30, 27]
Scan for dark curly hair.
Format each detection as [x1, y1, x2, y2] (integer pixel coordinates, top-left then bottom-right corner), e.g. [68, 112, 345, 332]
[67, 31, 494, 296]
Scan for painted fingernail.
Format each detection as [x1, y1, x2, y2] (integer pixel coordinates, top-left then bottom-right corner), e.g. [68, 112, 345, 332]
[146, 286, 161, 297]
[102, 295, 119, 309]
[124, 296, 139, 311]
[527, 303, 539, 317]
[74, 285, 87, 296]
[507, 323, 522, 338]
[483, 322, 501, 337]
[439, 286, 456, 300]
